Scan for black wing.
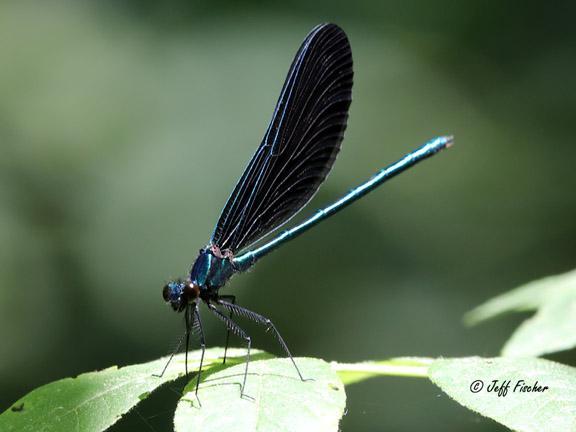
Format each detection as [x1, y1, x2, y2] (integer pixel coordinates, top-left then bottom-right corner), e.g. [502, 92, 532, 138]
[211, 23, 353, 253]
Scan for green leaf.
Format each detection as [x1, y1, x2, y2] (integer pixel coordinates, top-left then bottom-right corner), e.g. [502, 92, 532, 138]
[332, 357, 431, 385]
[174, 358, 346, 432]
[0, 348, 260, 432]
[429, 357, 576, 432]
[464, 268, 576, 357]
[501, 288, 576, 357]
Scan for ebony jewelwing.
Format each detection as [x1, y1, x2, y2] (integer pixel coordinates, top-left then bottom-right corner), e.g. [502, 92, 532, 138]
[158, 23, 452, 397]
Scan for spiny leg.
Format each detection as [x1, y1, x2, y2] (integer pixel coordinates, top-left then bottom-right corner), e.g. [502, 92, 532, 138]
[184, 305, 194, 378]
[153, 329, 186, 378]
[206, 303, 252, 397]
[217, 299, 308, 382]
[219, 294, 236, 364]
[193, 304, 207, 397]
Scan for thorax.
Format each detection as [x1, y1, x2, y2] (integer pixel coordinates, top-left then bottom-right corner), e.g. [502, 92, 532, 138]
[190, 245, 236, 293]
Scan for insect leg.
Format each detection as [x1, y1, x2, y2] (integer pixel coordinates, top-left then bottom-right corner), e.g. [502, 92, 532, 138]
[206, 302, 252, 397]
[153, 330, 186, 378]
[193, 304, 207, 397]
[217, 300, 307, 381]
[218, 294, 236, 364]
[184, 305, 193, 378]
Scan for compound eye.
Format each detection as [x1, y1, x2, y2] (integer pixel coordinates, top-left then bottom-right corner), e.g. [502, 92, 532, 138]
[162, 284, 171, 302]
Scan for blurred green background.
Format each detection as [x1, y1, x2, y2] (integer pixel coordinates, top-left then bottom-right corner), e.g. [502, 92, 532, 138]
[1, 0, 575, 430]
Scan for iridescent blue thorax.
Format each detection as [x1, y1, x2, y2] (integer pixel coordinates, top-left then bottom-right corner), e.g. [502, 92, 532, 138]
[190, 246, 236, 293]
